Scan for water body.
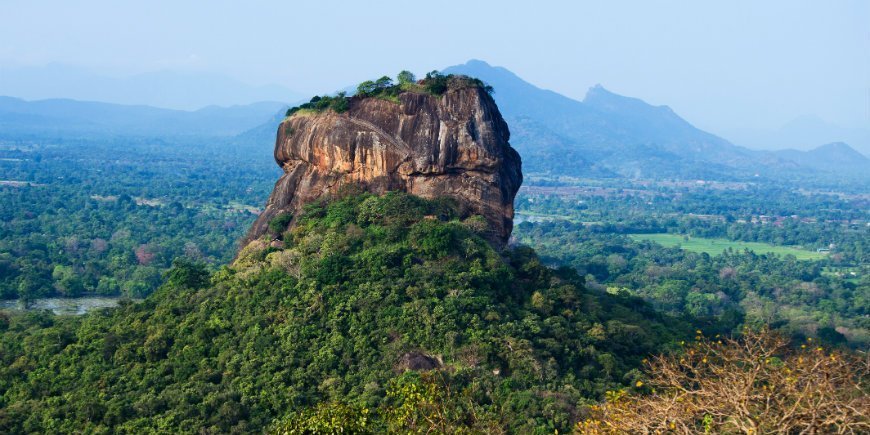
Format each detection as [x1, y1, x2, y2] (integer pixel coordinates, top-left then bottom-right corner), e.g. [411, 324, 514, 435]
[0, 296, 132, 315]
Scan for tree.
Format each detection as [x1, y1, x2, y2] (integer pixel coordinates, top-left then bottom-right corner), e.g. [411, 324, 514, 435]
[274, 402, 373, 434]
[330, 91, 349, 113]
[409, 220, 458, 259]
[164, 258, 210, 290]
[268, 213, 293, 238]
[374, 75, 393, 90]
[397, 70, 415, 85]
[423, 71, 448, 94]
[52, 265, 85, 296]
[383, 372, 504, 434]
[134, 244, 155, 266]
[577, 328, 869, 434]
[357, 80, 377, 96]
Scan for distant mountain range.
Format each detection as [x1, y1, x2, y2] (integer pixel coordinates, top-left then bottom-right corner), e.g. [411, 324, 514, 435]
[0, 64, 305, 110]
[723, 115, 870, 156]
[443, 60, 868, 180]
[1, 60, 865, 180]
[0, 96, 287, 137]
[772, 142, 870, 173]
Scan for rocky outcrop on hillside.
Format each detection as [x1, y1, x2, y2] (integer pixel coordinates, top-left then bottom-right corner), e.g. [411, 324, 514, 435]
[244, 83, 522, 247]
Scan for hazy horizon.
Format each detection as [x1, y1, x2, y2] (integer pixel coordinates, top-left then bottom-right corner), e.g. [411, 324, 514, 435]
[2, 0, 868, 150]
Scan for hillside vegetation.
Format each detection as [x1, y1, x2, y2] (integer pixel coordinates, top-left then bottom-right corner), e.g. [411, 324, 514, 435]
[0, 191, 688, 433]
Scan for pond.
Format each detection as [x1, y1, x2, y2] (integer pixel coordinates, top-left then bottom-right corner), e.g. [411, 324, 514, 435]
[0, 296, 134, 315]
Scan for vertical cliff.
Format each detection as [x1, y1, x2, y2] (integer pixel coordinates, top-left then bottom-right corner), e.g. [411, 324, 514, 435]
[244, 81, 522, 247]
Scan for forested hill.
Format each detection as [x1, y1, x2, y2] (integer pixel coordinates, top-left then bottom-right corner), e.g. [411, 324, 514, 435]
[0, 73, 691, 433]
[0, 192, 691, 433]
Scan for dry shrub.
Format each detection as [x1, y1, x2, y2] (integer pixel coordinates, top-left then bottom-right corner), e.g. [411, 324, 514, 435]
[577, 328, 868, 434]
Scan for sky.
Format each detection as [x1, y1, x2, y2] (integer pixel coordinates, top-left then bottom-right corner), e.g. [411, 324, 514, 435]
[1, 0, 868, 137]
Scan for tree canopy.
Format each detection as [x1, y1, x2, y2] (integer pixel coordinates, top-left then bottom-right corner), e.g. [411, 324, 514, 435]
[0, 191, 688, 433]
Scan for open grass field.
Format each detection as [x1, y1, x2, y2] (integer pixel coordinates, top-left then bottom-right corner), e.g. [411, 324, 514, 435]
[628, 233, 827, 260]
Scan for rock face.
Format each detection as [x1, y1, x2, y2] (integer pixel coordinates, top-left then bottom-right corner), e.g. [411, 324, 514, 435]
[395, 352, 443, 372]
[245, 85, 522, 247]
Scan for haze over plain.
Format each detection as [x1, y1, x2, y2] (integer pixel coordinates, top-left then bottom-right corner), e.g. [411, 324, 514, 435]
[1, 0, 867, 152]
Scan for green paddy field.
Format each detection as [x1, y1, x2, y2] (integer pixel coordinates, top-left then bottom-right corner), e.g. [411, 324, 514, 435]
[628, 233, 827, 260]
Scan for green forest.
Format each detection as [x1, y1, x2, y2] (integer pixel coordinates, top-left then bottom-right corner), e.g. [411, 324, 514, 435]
[1, 67, 868, 432]
[0, 137, 276, 300]
[0, 192, 692, 433]
[1, 125, 868, 432]
[513, 185, 869, 347]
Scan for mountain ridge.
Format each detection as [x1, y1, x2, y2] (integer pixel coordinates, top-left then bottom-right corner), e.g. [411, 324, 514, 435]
[0, 95, 287, 137]
[773, 141, 869, 173]
[443, 59, 760, 179]
[0, 63, 305, 110]
[4, 61, 865, 181]
[723, 115, 870, 155]
[442, 59, 870, 182]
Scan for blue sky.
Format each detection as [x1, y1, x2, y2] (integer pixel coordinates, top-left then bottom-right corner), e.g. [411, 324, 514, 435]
[1, 0, 868, 134]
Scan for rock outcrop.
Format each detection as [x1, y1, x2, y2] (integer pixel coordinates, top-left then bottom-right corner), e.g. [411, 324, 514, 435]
[244, 83, 522, 247]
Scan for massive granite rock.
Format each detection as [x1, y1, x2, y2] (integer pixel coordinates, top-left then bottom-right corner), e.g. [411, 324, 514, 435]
[245, 84, 522, 247]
